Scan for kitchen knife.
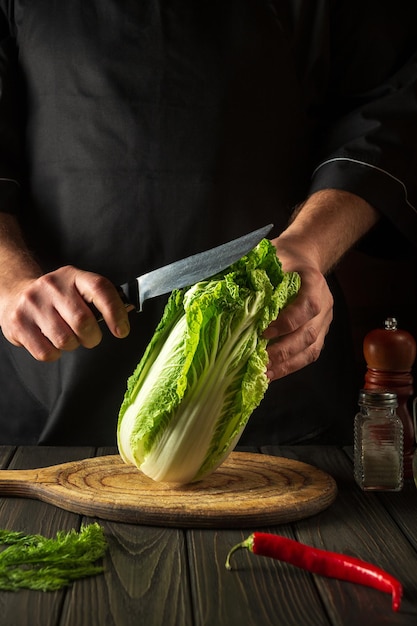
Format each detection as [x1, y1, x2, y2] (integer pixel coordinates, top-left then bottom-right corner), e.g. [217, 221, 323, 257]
[117, 224, 273, 312]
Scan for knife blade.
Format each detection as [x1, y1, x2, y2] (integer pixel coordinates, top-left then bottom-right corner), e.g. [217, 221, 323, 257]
[117, 224, 273, 312]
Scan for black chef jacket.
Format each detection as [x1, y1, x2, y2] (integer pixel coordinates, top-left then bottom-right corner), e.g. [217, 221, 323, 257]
[0, 0, 416, 446]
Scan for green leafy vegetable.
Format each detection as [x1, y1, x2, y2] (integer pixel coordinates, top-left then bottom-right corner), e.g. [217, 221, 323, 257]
[118, 239, 300, 484]
[0, 523, 107, 591]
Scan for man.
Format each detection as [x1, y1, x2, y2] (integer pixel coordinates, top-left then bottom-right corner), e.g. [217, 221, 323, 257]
[0, 1, 416, 445]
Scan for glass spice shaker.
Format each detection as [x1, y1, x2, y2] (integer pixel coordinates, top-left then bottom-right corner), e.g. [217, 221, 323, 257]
[354, 389, 403, 491]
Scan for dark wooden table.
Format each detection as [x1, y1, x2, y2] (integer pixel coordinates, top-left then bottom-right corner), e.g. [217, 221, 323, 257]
[0, 444, 416, 626]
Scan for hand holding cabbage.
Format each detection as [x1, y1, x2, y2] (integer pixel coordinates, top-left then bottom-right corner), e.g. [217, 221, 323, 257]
[117, 239, 300, 484]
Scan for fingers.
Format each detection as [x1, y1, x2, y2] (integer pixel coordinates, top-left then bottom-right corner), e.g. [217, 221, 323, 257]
[73, 271, 133, 340]
[266, 316, 331, 380]
[1, 266, 132, 362]
[264, 269, 333, 381]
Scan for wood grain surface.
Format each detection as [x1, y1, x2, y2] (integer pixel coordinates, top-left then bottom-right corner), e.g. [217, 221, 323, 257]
[0, 451, 337, 527]
[1, 446, 417, 626]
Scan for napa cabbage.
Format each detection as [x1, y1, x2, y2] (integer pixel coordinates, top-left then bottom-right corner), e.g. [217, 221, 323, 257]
[117, 239, 300, 484]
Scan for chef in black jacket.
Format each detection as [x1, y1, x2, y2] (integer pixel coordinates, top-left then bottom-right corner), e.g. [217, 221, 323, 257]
[0, 1, 416, 446]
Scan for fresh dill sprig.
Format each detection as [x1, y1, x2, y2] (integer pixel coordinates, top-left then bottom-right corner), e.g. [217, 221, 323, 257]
[0, 523, 107, 591]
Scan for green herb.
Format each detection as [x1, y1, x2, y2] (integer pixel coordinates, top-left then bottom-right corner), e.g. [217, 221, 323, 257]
[0, 523, 107, 591]
[118, 238, 300, 484]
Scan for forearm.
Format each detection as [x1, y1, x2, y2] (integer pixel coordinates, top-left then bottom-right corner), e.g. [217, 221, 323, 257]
[273, 189, 380, 274]
[0, 212, 42, 298]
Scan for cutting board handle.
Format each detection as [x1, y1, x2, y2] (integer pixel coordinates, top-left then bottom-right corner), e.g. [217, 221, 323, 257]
[0, 468, 52, 496]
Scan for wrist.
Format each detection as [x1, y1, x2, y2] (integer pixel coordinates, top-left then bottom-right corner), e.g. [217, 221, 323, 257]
[272, 232, 322, 275]
[274, 189, 380, 274]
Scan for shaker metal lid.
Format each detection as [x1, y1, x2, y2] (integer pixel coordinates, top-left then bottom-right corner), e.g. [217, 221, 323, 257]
[358, 389, 398, 407]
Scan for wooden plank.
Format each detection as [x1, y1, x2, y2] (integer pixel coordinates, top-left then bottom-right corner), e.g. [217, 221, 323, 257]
[262, 446, 417, 625]
[343, 445, 417, 549]
[0, 446, 95, 626]
[187, 527, 331, 626]
[377, 480, 417, 550]
[60, 522, 193, 626]
[0, 446, 17, 468]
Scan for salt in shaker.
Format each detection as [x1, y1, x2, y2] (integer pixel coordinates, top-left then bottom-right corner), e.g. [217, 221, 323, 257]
[354, 389, 403, 491]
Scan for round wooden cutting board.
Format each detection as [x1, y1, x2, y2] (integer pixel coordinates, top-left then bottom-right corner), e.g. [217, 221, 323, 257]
[0, 452, 337, 528]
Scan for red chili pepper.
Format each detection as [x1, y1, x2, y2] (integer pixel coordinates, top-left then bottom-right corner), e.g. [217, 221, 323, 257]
[225, 532, 403, 612]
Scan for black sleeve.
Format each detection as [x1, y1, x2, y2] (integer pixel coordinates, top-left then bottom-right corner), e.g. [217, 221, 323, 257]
[308, 1, 417, 246]
[0, 6, 21, 215]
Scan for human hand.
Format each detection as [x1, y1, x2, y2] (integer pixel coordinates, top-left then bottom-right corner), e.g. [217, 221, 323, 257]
[263, 246, 333, 381]
[261, 189, 380, 381]
[0, 265, 133, 362]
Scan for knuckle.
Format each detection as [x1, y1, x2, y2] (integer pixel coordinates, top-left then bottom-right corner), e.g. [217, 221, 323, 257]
[70, 308, 94, 330]
[305, 294, 321, 318]
[305, 324, 319, 345]
[71, 317, 102, 347]
[16, 286, 40, 311]
[89, 274, 112, 295]
[35, 347, 61, 362]
[36, 272, 60, 294]
[52, 331, 79, 351]
[7, 306, 24, 327]
[281, 317, 298, 335]
[276, 361, 291, 379]
[26, 334, 62, 362]
[306, 344, 322, 364]
[268, 341, 290, 363]
[5, 308, 31, 341]
[38, 272, 55, 287]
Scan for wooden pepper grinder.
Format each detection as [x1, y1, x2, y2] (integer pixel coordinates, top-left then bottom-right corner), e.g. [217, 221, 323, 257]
[363, 317, 416, 478]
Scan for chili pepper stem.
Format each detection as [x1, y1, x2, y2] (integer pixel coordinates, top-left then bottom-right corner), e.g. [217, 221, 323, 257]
[225, 534, 254, 570]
